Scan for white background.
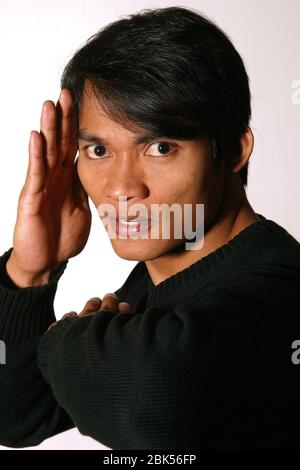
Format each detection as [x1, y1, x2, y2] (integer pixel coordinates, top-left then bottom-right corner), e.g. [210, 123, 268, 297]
[0, 0, 299, 450]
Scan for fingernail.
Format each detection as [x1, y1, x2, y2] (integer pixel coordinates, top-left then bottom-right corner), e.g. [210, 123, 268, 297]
[89, 297, 101, 302]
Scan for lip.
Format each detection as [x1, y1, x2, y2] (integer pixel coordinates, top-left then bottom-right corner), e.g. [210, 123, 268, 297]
[116, 217, 151, 235]
[118, 215, 144, 222]
[115, 217, 152, 236]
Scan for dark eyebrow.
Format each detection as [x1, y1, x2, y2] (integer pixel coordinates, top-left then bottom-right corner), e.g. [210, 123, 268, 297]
[78, 130, 162, 145]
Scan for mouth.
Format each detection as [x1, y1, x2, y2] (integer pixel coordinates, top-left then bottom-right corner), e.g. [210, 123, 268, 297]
[118, 218, 144, 225]
[102, 216, 151, 237]
[117, 217, 151, 235]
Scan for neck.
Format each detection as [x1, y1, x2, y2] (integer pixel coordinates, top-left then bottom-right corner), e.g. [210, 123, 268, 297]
[145, 178, 259, 287]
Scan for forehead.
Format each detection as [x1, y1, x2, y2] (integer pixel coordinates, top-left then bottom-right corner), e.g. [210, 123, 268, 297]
[80, 82, 112, 122]
[78, 81, 209, 152]
[79, 80, 143, 134]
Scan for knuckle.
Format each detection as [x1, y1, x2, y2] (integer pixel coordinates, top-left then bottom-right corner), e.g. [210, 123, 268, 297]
[85, 297, 101, 308]
[103, 293, 118, 300]
[89, 296, 102, 302]
[62, 311, 77, 320]
[79, 311, 92, 317]
[59, 137, 69, 151]
[80, 297, 101, 316]
[101, 304, 115, 311]
[46, 145, 56, 155]
[103, 293, 118, 303]
[100, 295, 118, 311]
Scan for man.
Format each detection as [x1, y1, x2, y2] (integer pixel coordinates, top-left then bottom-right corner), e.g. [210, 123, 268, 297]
[0, 6, 299, 449]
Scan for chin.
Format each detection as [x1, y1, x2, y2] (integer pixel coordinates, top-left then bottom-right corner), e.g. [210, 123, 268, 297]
[109, 238, 185, 261]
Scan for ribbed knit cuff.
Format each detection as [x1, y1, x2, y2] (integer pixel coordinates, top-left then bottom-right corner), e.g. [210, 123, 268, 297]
[0, 247, 68, 343]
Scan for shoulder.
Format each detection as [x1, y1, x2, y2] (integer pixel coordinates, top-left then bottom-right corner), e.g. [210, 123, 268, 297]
[225, 215, 300, 276]
[189, 217, 300, 316]
[256, 217, 300, 264]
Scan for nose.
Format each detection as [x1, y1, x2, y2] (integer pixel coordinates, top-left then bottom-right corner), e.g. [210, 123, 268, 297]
[104, 154, 148, 203]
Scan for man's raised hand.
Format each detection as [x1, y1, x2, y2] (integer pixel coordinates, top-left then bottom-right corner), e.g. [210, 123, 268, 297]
[6, 89, 92, 287]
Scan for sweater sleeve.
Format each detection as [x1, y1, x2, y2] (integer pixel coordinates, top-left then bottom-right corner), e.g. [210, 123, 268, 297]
[37, 306, 190, 450]
[0, 247, 75, 448]
[36, 274, 300, 451]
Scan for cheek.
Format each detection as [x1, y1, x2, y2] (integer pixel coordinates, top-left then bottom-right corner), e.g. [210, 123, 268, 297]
[188, 157, 220, 200]
[153, 165, 193, 200]
[161, 166, 207, 203]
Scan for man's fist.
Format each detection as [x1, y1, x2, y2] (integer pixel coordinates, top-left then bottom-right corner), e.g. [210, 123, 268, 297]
[47, 293, 132, 331]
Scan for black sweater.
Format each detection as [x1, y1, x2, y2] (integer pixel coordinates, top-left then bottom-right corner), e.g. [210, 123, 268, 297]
[0, 213, 300, 450]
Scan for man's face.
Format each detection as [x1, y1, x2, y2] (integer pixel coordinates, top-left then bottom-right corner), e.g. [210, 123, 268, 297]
[77, 83, 226, 261]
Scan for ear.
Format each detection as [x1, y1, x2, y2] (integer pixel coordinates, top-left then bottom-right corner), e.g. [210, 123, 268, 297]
[231, 127, 254, 174]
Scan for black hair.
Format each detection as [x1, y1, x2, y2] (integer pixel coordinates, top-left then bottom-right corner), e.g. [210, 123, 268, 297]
[61, 6, 251, 186]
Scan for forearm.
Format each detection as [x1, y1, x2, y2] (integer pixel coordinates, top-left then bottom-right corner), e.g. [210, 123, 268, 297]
[0, 247, 74, 447]
[37, 305, 194, 450]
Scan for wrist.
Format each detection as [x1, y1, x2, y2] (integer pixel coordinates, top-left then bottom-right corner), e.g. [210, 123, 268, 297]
[6, 254, 62, 288]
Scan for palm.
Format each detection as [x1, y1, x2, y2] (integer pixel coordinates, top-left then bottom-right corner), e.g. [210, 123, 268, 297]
[11, 89, 92, 276]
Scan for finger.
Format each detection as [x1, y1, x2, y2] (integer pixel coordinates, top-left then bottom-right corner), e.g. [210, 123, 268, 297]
[68, 113, 79, 164]
[47, 311, 77, 332]
[60, 311, 78, 321]
[79, 297, 102, 317]
[118, 302, 133, 314]
[47, 321, 57, 332]
[99, 293, 119, 312]
[23, 131, 45, 195]
[56, 89, 76, 165]
[40, 100, 57, 171]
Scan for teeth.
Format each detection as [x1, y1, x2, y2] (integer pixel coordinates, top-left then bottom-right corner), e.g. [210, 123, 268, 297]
[119, 219, 140, 225]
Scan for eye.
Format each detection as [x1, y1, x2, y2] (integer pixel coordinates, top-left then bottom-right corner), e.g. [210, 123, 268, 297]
[145, 141, 175, 157]
[85, 144, 107, 159]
